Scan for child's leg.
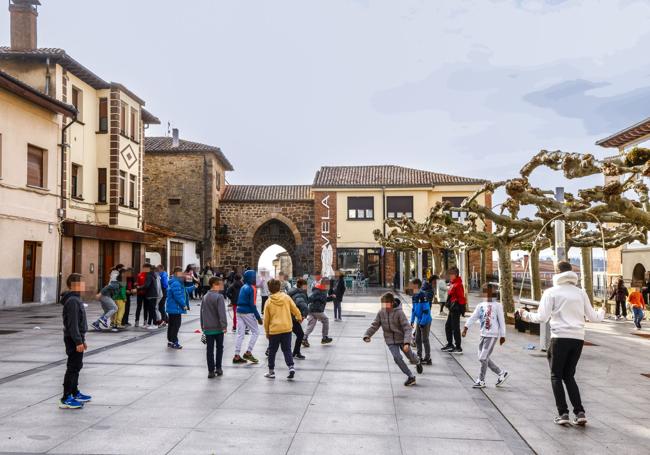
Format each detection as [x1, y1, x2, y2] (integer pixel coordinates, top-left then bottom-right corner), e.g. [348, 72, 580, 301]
[244, 314, 260, 353]
[232, 304, 237, 330]
[387, 344, 414, 378]
[234, 316, 246, 356]
[319, 313, 330, 338]
[422, 322, 431, 359]
[206, 335, 215, 372]
[280, 332, 294, 368]
[292, 320, 304, 355]
[304, 314, 316, 339]
[268, 334, 280, 371]
[135, 295, 143, 324]
[62, 336, 83, 400]
[114, 300, 125, 326]
[477, 336, 500, 381]
[215, 333, 224, 370]
[404, 345, 420, 365]
[415, 326, 423, 358]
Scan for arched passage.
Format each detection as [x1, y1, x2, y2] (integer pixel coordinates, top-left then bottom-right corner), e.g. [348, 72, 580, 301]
[632, 263, 646, 287]
[252, 219, 299, 277]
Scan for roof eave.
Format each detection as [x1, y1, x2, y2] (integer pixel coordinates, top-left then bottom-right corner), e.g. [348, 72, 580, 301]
[0, 70, 76, 116]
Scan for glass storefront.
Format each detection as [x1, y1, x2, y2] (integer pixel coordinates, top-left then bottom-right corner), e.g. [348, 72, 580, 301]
[337, 248, 382, 285]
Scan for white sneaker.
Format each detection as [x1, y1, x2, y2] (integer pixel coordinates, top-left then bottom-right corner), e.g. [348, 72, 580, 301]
[135, 322, 140, 327]
[472, 380, 486, 388]
[496, 371, 509, 387]
[147, 325, 158, 330]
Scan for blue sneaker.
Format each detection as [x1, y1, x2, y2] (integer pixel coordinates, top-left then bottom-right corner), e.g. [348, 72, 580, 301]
[59, 395, 84, 409]
[91, 321, 101, 331]
[98, 317, 109, 328]
[171, 343, 183, 350]
[74, 391, 92, 402]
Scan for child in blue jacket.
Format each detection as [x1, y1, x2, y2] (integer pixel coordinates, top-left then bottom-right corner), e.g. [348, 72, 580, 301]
[233, 269, 263, 364]
[410, 279, 433, 365]
[165, 267, 189, 349]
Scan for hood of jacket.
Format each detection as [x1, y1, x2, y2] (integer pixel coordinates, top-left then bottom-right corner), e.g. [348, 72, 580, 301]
[268, 292, 289, 307]
[288, 287, 303, 298]
[553, 271, 578, 287]
[60, 291, 80, 305]
[243, 269, 256, 285]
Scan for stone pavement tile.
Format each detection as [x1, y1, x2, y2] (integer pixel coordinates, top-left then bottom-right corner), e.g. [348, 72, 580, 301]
[245, 366, 324, 382]
[319, 370, 390, 385]
[287, 432, 401, 455]
[167, 429, 294, 455]
[197, 408, 304, 432]
[0, 423, 83, 453]
[325, 359, 390, 373]
[135, 386, 236, 409]
[109, 364, 194, 378]
[315, 380, 393, 397]
[97, 404, 214, 429]
[219, 391, 311, 412]
[0, 384, 59, 404]
[0, 361, 44, 377]
[237, 376, 320, 396]
[0, 402, 121, 428]
[48, 426, 190, 455]
[393, 396, 486, 417]
[308, 394, 396, 415]
[298, 410, 397, 436]
[398, 415, 501, 440]
[400, 437, 514, 455]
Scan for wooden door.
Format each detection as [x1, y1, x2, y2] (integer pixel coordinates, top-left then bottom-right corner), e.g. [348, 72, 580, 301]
[22, 241, 37, 302]
[100, 240, 116, 287]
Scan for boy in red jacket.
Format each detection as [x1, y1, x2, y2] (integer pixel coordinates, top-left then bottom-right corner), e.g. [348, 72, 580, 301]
[441, 266, 466, 354]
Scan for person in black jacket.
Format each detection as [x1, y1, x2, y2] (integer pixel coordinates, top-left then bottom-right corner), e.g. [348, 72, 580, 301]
[332, 270, 346, 321]
[225, 274, 243, 332]
[138, 264, 159, 329]
[288, 279, 309, 359]
[303, 277, 334, 347]
[60, 273, 92, 409]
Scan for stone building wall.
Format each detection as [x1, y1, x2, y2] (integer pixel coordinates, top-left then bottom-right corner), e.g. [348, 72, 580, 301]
[313, 191, 337, 275]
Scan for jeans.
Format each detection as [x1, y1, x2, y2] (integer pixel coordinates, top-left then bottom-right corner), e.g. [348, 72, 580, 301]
[268, 332, 294, 371]
[167, 314, 182, 343]
[305, 312, 329, 339]
[62, 336, 83, 400]
[415, 322, 431, 359]
[122, 294, 131, 325]
[547, 338, 585, 415]
[445, 304, 463, 348]
[478, 336, 503, 381]
[261, 296, 269, 314]
[135, 295, 144, 325]
[235, 313, 259, 355]
[633, 307, 644, 328]
[387, 343, 419, 378]
[333, 299, 342, 319]
[145, 297, 157, 325]
[99, 295, 117, 321]
[292, 319, 304, 355]
[615, 299, 627, 317]
[206, 333, 224, 372]
[158, 289, 168, 322]
[112, 300, 125, 327]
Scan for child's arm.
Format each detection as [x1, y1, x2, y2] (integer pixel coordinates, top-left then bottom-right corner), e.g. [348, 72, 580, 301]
[497, 303, 506, 339]
[464, 305, 480, 328]
[217, 295, 228, 331]
[410, 302, 417, 325]
[289, 299, 302, 322]
[263, 307, 270, 336]
[364, 313, 381, 340]
[398, 311, 413, 345]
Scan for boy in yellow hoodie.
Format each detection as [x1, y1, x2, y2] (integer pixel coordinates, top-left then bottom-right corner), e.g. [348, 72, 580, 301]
[264, 279, 303, 379]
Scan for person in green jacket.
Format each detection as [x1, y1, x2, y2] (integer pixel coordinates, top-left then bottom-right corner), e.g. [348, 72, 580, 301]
[111, 268, 129, 331]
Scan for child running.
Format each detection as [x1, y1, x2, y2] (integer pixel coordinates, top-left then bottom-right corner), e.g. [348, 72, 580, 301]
[59, 273, 92, 409]
[93, 274, 119, 331]
[629, 287, 646, 330]
[303, 277, 334, 347]
[166, 267, 189, 349]
[233, 269, 262, 364]
[462, 287, 509, 388]
[363, 292, 423, 386]
[288, 278, 309, 359]
[201, 277, 228, 378]
[410, 278, 433, 365]
[264, 279, 303, 380]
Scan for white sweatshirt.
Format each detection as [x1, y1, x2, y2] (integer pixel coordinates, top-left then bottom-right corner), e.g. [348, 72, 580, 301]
[522, 271, 605, 340]
[465, 301, 506, 338]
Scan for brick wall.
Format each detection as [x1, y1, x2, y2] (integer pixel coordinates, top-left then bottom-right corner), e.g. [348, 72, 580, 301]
[384, 249, 396, 287]
[313, 191, 337, 275]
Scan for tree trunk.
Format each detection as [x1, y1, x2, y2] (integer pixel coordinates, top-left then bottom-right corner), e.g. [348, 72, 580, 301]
[530, 248, 542, 301]
[580, 247, 594, 304]
[463, 249, 471, 297]
[497, 244, 514, 313]
[432, 248, 444, 275]
[480, 248, 488, 290]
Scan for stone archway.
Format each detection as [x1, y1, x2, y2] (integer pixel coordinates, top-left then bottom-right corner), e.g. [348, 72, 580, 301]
[252, 218, 299, 276]
[632, 263, 646, 287]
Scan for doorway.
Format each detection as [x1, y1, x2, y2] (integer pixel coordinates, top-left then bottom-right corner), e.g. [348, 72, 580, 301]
[22, 241, 37, 302]
[98, 240, 116, 289]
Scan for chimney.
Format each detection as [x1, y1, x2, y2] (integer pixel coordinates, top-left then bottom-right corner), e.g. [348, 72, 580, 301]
[9, 0, 40, 51]
[172, 128, 179, 148]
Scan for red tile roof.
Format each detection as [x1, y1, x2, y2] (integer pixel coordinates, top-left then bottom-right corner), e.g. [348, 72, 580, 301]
[312, 165, 486, 188]
[145, 136, 233, 171]
[222, 185, 312, 202]
[596, 117, 650, 148]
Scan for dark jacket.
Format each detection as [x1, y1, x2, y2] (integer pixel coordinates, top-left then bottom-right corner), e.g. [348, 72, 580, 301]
[200, 290, 228, 332]
[226, 279, 243, 304]
[610, 285, 628, 303]
[61, 291, 87, 346]
[288, 287, 309, 318]
[140, 271, 158, 299]
[308, 287, 333, 314]
[332, 277, 346, 302]
[364, 299, 412, 345]
[421, 281, 434, 303]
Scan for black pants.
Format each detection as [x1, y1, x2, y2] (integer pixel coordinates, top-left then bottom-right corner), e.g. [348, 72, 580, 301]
[62, 336, 83, 400]
[206, 333, 224, 372]
[145, 297, 157, 325]
[135, 295, 144, 324]
[167, 314, 182, 343]
[445, 304, 463, 348]
[158, 289, 168, 322]
[122, 294, 131, 325]
[547, 338, 585, 416]
[268, 332, 293, 371]
[292, 319, 304, 355]
[333, 299, 342, 319]
[416, 322, 431, 359]
[261, 296, 269, 314]
[615, 299, 627, 317]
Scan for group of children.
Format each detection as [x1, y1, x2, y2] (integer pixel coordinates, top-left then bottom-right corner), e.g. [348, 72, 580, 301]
[610, 278, 647, 329]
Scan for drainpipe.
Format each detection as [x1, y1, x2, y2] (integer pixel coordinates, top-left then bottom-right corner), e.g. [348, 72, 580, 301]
[56, 115, 79, 304]
[203, 155, 210, 266]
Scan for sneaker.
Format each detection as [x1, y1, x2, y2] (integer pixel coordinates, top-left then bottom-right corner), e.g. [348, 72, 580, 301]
[231, 327, 237, 333]
[216, 369, 223, 376]
[440, 344, 453, 352]
[245, 329, 250, 335]
[208, 371, 215, 379]
[573, 412, 587, 426]
[264, 371, 276, 379]
[293, 353, 306, 360]
[450, 347, 463, 355]
[496, 371, 509, 387]
[232, 355, 247, 364]
[171, 343, 183, 349]
[74, 391, 92, 402]
[99, 317, 109, 328]
[135, 321, 140, 327]
[243, 352, 259, 364]
[287, 368, 295, 380]
[321, 337, 333, 344]
[416, 362, 423, 374]
[302, 339, 310, 348]
[167, 342, 174, 348]
[473, 380, 486, 388]
[124, 322, 132, 327]
[423, 358, 432, 365]
[147, 325, 158, 330]
[110, 327, 119, 332]
[91, 321, 101, 331]
[554, 414, 570, 425]
[59, 395, 84, 409]
[404, 377, 416, 387]
[265, 348, 270, 357]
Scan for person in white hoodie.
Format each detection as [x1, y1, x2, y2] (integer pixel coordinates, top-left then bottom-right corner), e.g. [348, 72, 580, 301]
[519, 261, 605, 427]
[462, 285, 508, 389]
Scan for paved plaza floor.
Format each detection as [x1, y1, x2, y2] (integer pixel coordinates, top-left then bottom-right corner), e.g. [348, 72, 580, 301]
[0, 291, 649, 454]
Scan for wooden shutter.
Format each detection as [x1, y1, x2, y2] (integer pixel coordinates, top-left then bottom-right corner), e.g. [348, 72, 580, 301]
[27, 146, 44, 187]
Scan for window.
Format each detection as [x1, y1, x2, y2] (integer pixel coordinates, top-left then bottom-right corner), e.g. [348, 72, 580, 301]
[347, 196, 374, 219]
[98, 98, 108, 133]
[215, 172, 221, 190]
[130, 107, 138, 141]
[97, 168, 107, 203]
[170, 241, 183, 271]
[71, 163, 82, 199]
[120, 102, 127, 136]
[129, 174, 136, 208]
[27, 145, 45, 188]
[71, 86, 83, 121]
[386, 196, 413, 219]
[119, 171, 126, 205]
[442, 196, 466, 220]
[168, 198, 181, 205]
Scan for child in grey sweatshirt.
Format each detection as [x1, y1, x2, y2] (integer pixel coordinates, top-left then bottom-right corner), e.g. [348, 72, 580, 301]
[201, 277, 228, 378]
